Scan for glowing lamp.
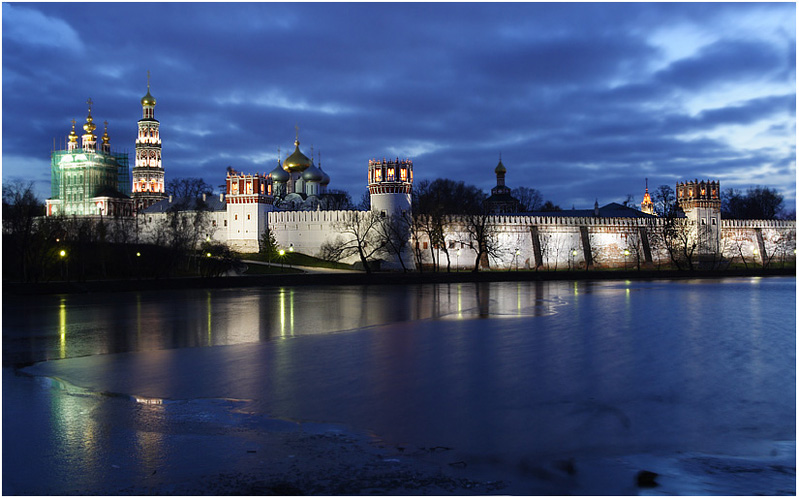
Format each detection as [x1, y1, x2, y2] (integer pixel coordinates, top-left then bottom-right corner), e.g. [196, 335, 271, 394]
[289, 245, 294, 252]
[59, 250, 66, 258]
[206, 252, 212, 257]
[572, 250, 577, 256]
[136, 252, 141, 257]
[279, 249, 285, 256]
[624, 249, 630, 256]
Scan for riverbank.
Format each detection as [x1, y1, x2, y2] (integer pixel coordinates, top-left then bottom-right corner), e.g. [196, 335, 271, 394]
[3, 266, 795, 295]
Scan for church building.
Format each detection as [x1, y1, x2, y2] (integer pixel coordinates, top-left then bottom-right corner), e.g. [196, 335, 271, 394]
[46, 99, 133, 217]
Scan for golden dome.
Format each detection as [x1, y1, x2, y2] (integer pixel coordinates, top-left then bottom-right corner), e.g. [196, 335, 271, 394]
[283, 139, 312, 173]
[83, 114, 96, 134]
[68, 120, 78, 143]
[102, 121, 110, 145]
[495, 159, 506, 175]
[141, 89, 156, 107]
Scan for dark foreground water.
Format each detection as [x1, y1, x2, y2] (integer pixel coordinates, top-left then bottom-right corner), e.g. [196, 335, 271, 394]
[3, 277, 795, 494]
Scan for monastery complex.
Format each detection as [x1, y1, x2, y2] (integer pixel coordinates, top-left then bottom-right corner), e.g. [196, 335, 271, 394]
[46, 80, 796, 271]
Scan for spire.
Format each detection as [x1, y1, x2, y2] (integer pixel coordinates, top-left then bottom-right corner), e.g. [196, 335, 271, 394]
[101, 120, 110, 152]
[83, 98, 96, 134]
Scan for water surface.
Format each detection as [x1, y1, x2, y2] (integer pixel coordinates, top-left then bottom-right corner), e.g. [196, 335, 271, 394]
[4, 277, 795, 494]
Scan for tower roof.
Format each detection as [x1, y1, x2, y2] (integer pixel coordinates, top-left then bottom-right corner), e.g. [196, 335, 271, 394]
[495, 159, 506, 175]
[283, 138, 312, 173]
[141, 71, 156, 106]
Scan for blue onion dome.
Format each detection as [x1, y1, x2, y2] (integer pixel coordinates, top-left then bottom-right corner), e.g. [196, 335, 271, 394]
[269, 161, 290, 182]
[302, 163, 324, 182]
[283, 139, 312, 173]
[319, 166, 330, 186]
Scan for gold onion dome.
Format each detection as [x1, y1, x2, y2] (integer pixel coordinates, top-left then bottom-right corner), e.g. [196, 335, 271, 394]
[495, 159, 506, 175]
[83, 114, 96, 134]
[68, 120, 78, 142]
[141, 89, 156, 107]
[102, 122, 110, 145]
[282, 139, 312, 173]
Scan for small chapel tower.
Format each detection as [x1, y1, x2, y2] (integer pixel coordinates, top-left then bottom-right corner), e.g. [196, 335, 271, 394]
[132, 72, 167, 212]
[640, 178, 655, 215]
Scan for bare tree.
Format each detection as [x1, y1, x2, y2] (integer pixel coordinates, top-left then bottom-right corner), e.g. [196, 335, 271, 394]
[167, 177, 213, 199]
[463, 211, 504, 272]
[511, 187, 544, 212]
[653, 184, 677, 217]
[320, 211, 385, 273]
[376, 212, 412, 272]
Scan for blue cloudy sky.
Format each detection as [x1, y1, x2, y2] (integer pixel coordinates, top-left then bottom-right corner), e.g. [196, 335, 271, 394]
[2, 2, 795, 210]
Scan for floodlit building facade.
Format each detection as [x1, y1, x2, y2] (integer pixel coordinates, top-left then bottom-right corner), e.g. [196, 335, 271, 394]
[46, 81, 795, 270]
[46, 99, 132, 217]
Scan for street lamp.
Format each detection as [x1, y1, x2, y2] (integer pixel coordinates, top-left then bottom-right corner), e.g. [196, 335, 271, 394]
[456, 249, 461, 272]
[515, 249, 520, 271]
[59, 249, 67, 281]
[279, 248, 285, 271]
[288, 244, 294, 269]
[624, 249, 630, 269]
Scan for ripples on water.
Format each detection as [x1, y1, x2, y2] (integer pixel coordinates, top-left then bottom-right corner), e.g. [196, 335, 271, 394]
[4, 277, 796, 494]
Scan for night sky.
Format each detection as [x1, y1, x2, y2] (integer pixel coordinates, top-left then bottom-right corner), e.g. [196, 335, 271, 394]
[2, 2, 796, 211]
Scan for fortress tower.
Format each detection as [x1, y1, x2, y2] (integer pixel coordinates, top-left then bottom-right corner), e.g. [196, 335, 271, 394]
[225, 168, 274, 252]
[368, 157, 413, 216]
[131, 72, 166, 212]
[676, 179, 721, 257]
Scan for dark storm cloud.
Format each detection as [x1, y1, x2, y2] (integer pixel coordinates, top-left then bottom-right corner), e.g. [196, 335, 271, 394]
[2, 2, 795, 210]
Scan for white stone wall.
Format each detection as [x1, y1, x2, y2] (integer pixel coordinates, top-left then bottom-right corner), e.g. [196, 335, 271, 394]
[721, 219, 796, 267]
[268, 210, 362, 261]
[140, 204, 795, 270]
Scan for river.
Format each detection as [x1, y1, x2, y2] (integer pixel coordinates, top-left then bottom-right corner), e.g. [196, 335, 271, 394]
[3, 277, 795, 494]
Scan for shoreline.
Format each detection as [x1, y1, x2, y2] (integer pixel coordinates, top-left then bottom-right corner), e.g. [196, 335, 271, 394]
[3, 266, 795, 295]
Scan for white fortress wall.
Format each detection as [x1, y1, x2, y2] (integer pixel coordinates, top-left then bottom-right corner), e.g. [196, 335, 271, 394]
[417, 215, 676, 270]
[721, 219, 796, 266]
[268, 210, 365, 264]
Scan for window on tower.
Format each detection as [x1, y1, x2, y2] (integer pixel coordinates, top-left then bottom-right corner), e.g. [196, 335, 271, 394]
[375, 169, 382, 182]
[387, 168, 395, 181]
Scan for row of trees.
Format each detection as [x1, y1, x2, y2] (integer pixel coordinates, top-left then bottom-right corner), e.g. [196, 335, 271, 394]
[319, 179, 565, 273]
[3, 178, 239, 282]
[318, 179, 794, 273]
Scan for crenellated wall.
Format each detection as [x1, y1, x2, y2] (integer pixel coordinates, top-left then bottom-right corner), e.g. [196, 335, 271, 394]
[138, 205, 794, 270]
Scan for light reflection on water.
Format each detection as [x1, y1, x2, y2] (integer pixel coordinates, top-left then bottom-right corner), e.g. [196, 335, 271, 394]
[3, 282, 564, 366]
[3, 277, 796, 494]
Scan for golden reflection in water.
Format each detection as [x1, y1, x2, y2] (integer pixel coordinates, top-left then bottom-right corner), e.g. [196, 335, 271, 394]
[50, 383, 100, 473]
[290, 288, 295, 336]
[135, 426, 164, 475]
[59, 298, 67, 359]
[457, 284, 463, 319]
[279, 288, 286, 337]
